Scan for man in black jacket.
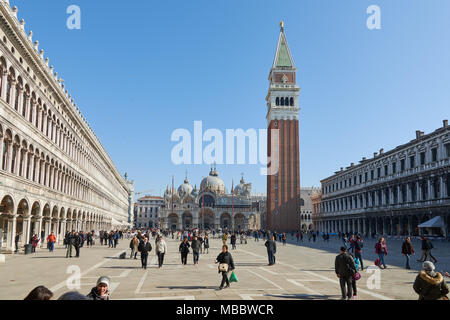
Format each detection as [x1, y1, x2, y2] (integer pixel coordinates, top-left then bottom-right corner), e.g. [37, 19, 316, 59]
[265, 236, 277, 266]
[139, 237, 152, 269]
[179, 238, 190, 265]
[335, 246, 357, 300]
[191, 236, 202, 265]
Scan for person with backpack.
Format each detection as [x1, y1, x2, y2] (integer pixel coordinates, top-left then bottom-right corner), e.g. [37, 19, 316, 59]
[179, 238, 190, 265]
[139, 237, 152, 269]
[401, 236, 415, 269]
[155, 235, 168, 268]
[354, 235, 364, 270]
[413, 261, 449, 300]
[375, 237, 388, 269]
[265, 235, 277, 266]
[335, 246, 357, 300]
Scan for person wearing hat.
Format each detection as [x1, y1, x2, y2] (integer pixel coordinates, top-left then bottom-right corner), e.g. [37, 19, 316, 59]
[413, 261, 449, 300]
[87, 276, 111, 300]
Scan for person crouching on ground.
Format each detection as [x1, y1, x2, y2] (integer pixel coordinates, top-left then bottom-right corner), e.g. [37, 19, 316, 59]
[413, 261, 449, 300]
[215, 245, 235, 290]
[87, 276, 111, 300]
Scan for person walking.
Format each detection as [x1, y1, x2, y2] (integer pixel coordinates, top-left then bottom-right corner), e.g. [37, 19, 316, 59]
[191, 236, 202, 265]
[335, 246, 357, 300]
[354, 235, 364, 270]
[129, 235, 139, 259]
[74, 232, 82, 258]
[230, 233, 237, 250]
[413, 262, 449, 300]
[46, 232, 56, 252]
[31, 234, 39, 253]
[203, 235, 210, 254]
[401, 236, 415, 269]
[425, 237, 438, 263]
[155, 235, 168, 268]
[222, 233, 228, 246]
[375, 237, 388, 269]
[265, 236, 277, 266]
[215, 245, 235, 290]
[65, 231, 74, 258]
[139, 237, 152, 269]
[14, 233, 20, 253]
[296, 231, 300, 243]
[87, 276, 111, 300]
[113, 231, 119, 248]
[179, 238, 190, 265]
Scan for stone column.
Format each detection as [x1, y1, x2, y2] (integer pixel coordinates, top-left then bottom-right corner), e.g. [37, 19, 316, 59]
[22, 216, 32, 245]
[416, 181, 421, 201]
[427, 179, 432, 200]
[440, 175, 447, 199]
[6, 216, 17, 253]
[0, 70, 7, 100]
[36, 216, 43, 249]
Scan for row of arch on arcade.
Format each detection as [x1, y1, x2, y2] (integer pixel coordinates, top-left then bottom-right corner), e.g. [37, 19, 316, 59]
[317, 213, 450, 237]
[0, 194, 112, 252]
[0, 55, 101, 182]
[166, 210, 256, 231]
[0, 122, 94, 203]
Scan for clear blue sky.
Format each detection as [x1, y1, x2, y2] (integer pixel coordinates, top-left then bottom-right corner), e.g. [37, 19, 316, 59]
[12, 0, 450, 195]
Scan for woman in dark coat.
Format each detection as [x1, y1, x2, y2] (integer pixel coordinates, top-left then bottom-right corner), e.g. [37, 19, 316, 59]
[215, 245, 235, 289]
[203, 235, 210, 254]
[401, 236, 415, 269]
[413, 262, 449, 300]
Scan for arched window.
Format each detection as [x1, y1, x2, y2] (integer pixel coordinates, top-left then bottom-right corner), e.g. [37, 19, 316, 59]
[280, 97, 285, 106]
[275, 97, 279, 106]
[300, 198, 305, 206]
[290, 97, 294, 106]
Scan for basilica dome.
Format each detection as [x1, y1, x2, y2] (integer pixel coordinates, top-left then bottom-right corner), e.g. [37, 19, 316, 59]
[178, 177, 193, 197]
[200, 168, 225, 194]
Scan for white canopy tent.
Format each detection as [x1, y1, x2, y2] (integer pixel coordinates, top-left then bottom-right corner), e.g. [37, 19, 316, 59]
[418, 216, 444, 228]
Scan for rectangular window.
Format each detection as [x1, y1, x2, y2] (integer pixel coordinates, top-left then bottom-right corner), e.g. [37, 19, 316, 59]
[344, 180, 347, 188]
[340, 181, 343, 189]
[392, 162, 396, 174]
[400, 159, 405, 171]
[410, 156, 415, 168]
[384, 165, 388, 176]
[354, 176, 357, 185]
[431, 148, 437, 162]
[446, 143, 450, 158]
[359, 175, 362, 184]
[420, 152, 425, 165]
[364, 172, 368, 182]
[371, 170, 374, 180]
[377, 167, 381, 178]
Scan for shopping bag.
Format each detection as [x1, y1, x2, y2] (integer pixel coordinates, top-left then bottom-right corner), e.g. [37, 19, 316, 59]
[374, 258, 379, 266]
[353, 272, 361, 281]
[229, 271, 238, 283]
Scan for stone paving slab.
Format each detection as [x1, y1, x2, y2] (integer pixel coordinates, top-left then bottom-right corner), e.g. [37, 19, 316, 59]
[0, 235, 449, 300]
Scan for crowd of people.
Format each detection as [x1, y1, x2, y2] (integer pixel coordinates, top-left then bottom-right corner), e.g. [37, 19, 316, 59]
[15, 226, 450, 300]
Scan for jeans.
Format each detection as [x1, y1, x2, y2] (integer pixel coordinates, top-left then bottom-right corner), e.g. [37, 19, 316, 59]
[66, 244, 73, 257]
[220, 271, 230, 288]
[141, 253, 148, 269]
[130, 248, 135, 259]
[49, 242, 54, 252]
[193, 252, 199, 264]
[339, 276, 353, 299]
[377, 253, 386, 268]
[355, 252, 364, 270]
[405, 254, 411, 268]
[158, 252, 165, 267]
[267, 250, 275, 265]
[181, 253, 188, 265]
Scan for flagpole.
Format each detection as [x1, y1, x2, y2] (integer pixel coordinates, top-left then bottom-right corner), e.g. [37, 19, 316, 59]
[231, 178, 234, 233]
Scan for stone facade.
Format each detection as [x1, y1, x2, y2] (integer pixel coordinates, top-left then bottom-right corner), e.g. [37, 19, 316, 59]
[300, 187, 320, 231]
[0, 2, 131, 253]
[313, 121, 450, 237]
[160, 169, 261, 231]
[134, 196, 164, 229]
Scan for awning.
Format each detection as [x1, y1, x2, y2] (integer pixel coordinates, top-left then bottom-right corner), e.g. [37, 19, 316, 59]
[418, 216, 445, 228]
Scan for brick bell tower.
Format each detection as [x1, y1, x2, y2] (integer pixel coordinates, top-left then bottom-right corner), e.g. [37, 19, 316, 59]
[266, 22, 300, 232]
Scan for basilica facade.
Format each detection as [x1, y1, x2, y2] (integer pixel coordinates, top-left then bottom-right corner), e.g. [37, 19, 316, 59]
[160, 168, 261, 231]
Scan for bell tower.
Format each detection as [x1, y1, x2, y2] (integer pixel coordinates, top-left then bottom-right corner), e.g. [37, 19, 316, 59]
[266, 22, 300, 232]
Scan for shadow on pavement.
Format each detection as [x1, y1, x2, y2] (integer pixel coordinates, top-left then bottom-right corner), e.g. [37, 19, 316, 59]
[264, 293, 340, 300]
[156, 285, 218, 290]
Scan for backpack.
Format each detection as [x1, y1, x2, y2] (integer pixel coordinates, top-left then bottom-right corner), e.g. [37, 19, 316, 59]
[355, 240, 363, 251]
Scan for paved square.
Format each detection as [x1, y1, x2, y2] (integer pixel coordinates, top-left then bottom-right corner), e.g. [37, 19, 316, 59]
[1, 235, 449, 300]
